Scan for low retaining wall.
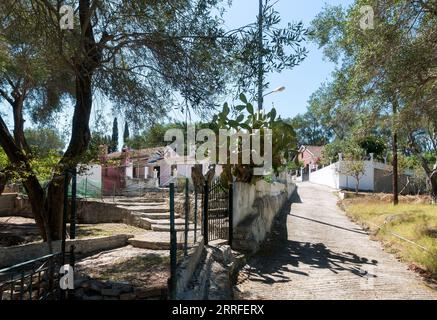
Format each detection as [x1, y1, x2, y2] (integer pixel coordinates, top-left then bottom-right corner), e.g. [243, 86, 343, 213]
[76, 201, 130, 224]
[232, 180, 296, 253]
[0, 234, 132, 268]
[175, 236, 205, 299]
[0, 194, 33, 218]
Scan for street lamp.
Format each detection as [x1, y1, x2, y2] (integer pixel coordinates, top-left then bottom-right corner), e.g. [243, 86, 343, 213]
[263, 86, 286, 98]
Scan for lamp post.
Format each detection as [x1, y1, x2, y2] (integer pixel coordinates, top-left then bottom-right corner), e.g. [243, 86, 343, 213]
[263, 86, 286, 98]
[257, 0, 263, 112]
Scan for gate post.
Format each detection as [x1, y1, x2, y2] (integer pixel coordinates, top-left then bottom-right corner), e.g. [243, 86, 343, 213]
[203, 182, 209, 245]
[184, 178, 189, 256]
[169, 183, 177, 300]
[69, 168, 77, 300]
[61, 170, 69, 300]
[228, 182, 233, 249]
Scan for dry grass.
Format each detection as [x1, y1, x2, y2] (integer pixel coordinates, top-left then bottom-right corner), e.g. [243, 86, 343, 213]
[75, 223, 146, 239]
[342, 197, 437, 277]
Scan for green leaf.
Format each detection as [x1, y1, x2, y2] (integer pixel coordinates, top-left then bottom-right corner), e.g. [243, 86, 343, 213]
[240, 123, 251, 130]
[246, 103, 254, 115]
[223, 102, 230, 116]
[228, 120, 240, 128]
[236, 114, 245, 123]
[239, 93, 247, 104]
[270, 108, 277, 121]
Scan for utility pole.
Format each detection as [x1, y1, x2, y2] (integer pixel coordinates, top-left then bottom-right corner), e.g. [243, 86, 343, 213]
[257, 0, 263, 112]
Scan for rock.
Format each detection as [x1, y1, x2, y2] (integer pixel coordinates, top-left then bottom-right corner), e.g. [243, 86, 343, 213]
[112, 283, 133, 294]
[134, 287, 164, 299]
[86, 280, 106, 294]
[211, 245, 233, 265]
[207, 261, 232, 300]
[74, 288, 85, 299]
[101, 288, 123, 297]
[74, 277, 88, 288]
[82, 294, 103, 300]
[120, 293, 136, 300]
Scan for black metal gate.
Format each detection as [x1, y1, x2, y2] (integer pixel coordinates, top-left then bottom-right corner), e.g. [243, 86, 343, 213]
[202, 178, 233, 246]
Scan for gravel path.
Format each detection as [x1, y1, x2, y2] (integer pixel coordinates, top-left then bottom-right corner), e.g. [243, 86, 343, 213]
[235, 182, 437, 300]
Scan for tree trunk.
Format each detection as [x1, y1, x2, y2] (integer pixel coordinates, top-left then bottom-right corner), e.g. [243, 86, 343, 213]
[408, 132, 436, 205]
[430, 169, 437, 205]
[41, 0, 98, 240]
[43, 66, 93, 239]
[392, 99, 399, 206]
[0, 115, 49, 239]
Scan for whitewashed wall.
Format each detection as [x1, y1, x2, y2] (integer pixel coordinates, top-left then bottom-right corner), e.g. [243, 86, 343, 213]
[308, 163, 340, 189]
[338, 160, 375, 191]
[77, 164, 102, 185]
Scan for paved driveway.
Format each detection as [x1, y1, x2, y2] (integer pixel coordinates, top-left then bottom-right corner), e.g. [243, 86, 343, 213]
[235, 182, 437, 300]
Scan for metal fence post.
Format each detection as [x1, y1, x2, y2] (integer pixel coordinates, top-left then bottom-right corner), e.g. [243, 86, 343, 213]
[184, 178, 189, 256]
[203, 182, 209, 245]
[228, 182, 233, 249]
[61, 170, 69, 300]
[194, 189, 198, 244]
[169, 182, 177, 300]
[69, 168, 77, 300]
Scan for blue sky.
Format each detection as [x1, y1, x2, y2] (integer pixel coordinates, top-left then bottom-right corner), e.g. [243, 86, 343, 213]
[2, 0, 355, 138]
[221, 0, 354, 119]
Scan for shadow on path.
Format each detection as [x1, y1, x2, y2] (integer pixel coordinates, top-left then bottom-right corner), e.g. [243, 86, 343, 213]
[240, 187, 378, 285]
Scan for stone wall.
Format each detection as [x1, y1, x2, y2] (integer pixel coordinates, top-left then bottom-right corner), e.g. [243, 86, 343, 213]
[0, 235, 132, 268]
[232, 180, 296, 253]
[76, 201, 130, 224]
[0, 194, 33, 218]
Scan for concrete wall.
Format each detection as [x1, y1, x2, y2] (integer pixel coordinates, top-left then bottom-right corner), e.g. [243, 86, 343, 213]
[0, 194, 32, 218]
[309, 160, 414, 193]
[338, 160, 375, 191]
[0, 194, 17, 216]
[76, 200, 130, 224]
[0, 235, 132, 268]
[308, 163, 340, 189]
[232, 180, 296, 253]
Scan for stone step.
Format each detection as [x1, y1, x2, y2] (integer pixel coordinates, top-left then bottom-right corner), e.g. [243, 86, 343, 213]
[128, 232, 200, 250]
[151, 224, 196, 232]
[117, 205, 169, 213]
[133, 217, 188, 229]
[110, 197, 166, 203]
[142, 218, 187, 225]
[137, 212, 180, 220]
[115, 201, 167, 207]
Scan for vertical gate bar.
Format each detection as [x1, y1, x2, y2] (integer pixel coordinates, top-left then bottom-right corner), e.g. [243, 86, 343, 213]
[69, 168, 77, 300]
[169, 183, 177, 300]
[19, 271, 24, 299]
[184, 178, 189, 256]
[37, 272, 41, 298]
[70, 168, 77, 239]
[228, 182, 233, 248]
[10, 274, 13, 300]
[61, 171, 68, 300]
[29, 273, 33, 300]
[203, 182, 209, 245]
[61, 171, 69, 268]
[194, 190, 198, 244]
